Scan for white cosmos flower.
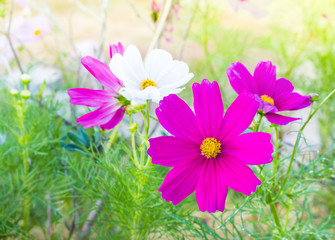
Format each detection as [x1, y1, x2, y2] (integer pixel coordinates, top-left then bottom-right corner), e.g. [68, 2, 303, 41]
[109, 45, 194, 104]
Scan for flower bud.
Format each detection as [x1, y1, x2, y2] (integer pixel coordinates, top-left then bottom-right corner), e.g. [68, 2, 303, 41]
[21, 74, 31, 85]
[20, 90, 31, 100]
[129, 123, 138, 134]
[309, 93, 319, 102]
[9, 89, 19, 96]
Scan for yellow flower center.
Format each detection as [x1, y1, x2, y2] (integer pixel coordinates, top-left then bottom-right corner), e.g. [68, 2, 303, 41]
[261, 95, 274, 105]
[200, 137, 221, 159]
[140, 78, 157, 90]
[34, 29, 41, 36]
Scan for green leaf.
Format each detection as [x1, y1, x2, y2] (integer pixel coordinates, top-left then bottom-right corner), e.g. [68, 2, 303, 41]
[67, 132, 89, 148]
[77, 128, 90, 147]
[61, 143, 85, 152]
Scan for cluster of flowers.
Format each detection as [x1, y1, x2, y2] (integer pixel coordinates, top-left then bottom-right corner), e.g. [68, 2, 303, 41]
[68, 42, 311, 213]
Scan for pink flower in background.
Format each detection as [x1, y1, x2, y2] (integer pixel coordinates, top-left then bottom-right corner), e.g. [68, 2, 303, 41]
[227, 0, 270, 18]
[148, 79, 273, 213]
[10, 15, 51, 43]
[68, 42, 128, 130]
[151, 0, 160, 13]
[227, 61, 312, 125]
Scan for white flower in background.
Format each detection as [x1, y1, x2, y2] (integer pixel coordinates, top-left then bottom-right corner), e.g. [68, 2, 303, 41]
[227, 0, 271, 18]
[11, 15, 51, 43]
[109, 45, 194, 104]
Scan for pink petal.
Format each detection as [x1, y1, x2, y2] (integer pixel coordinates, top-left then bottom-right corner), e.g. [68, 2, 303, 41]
[110, 42, 124, 59]
[192, 79, 224, 138]
[253, 61, 276, 95]
[218, 155, 261, 196]
[254, 94, 278, 113]
[148, 136, 201, 167]
[223, 132, 273, 165]
[67, 88, 115, 107]
[159, 160, 205, 205]
[217, 94, 259, 141]
[227, 62, 258, 94]
[271, 78, 294, 97]
[76, 104, 120, 128]
[195, 159, 228, 213]
[265, 113, 300, 125]
[100, 107, 125, 130]
[156, 94, 204, 143]
[81, 56, 122, 90]
[274, 92, 312, 111]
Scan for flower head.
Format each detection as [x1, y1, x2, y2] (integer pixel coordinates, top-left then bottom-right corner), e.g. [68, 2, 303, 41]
[147, 79, 273, 213]
[109, 45, 194, 104]
[11, 15, 51, 43]
[68, 42, 128, 130]
[227, 61, 312, 125]
[227, 0, 270, 18]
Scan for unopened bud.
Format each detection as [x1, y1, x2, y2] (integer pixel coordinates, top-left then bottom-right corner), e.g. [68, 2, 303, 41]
[21, 74, 31, 85]
[129, 123, 138, 134]
[310, 93, 319, 102]
[10, 89, 19, 96]
[20, 90, 31, 100]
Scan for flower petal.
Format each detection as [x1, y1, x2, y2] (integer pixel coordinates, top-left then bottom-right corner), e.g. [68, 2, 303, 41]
[156, 94, 204, 143]
[145, 48, 173, 81]
[100, 107, 125, 130]
[192, 79, 224, 138]
[67, 88, 115, 107]
[109, 45, 146, 90]
[217, 94, 259, 141]
[195, 159, 228, 213]
[159, 160, 205, 205]
[156, 60, 193, 89]
[218, 155, 261, 196]
[265, 113, 300, 125]
[110, 42, 124, 59]
[253, 61, 276, 95]
[76, 104, 119, 128]
[227, 62, 257, 94]
[148, 136, 201, 167]
[271, 78, 294, 97]
[81, 56, 122, 90]
[223, 132, 273, 165]
[274, 92, 312, 111]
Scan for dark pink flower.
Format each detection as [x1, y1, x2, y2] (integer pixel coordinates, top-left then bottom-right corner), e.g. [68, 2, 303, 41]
[68, 42, 128, 130]
[147, 79, 273, 213]
[227, 61, 312, 125]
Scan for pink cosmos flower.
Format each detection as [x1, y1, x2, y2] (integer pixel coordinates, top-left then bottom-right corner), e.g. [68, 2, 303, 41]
[227, 61, 312, 125]
[68, 42, 127, 130]
[147, 79, 273, 213]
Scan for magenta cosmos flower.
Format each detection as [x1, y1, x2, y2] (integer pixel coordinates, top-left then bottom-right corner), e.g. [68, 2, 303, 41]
[227, 61, 312, 125]
[147, 79, 273, 213]
[68, 42, 128, 130]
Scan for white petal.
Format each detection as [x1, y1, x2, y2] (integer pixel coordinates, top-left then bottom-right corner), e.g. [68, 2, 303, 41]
[156, 60, 193, 88]
[144, 49, 173, 81]
[109, 45, 146, 90]
[120, 86, 161, 104]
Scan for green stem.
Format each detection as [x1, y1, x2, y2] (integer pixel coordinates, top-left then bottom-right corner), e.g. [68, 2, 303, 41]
[269, 202, 284, 237]
[17, 100, 30, 230]
[255, 114, 263, 132]
[272, 127, 279, 175]
[272, 88, 335, 202]
[129, 115, 140, 168]
[145, 100, 150, 141]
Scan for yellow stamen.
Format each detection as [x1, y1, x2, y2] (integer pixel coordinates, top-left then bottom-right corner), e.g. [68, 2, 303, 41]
[261, 95, 274, 105]
[140, 78, 157, 90]
[34, 29, 41, 36]
[200, 137, 221, 159]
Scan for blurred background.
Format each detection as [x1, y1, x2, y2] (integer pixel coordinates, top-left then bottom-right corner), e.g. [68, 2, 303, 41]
[0, 0, 334, 239]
